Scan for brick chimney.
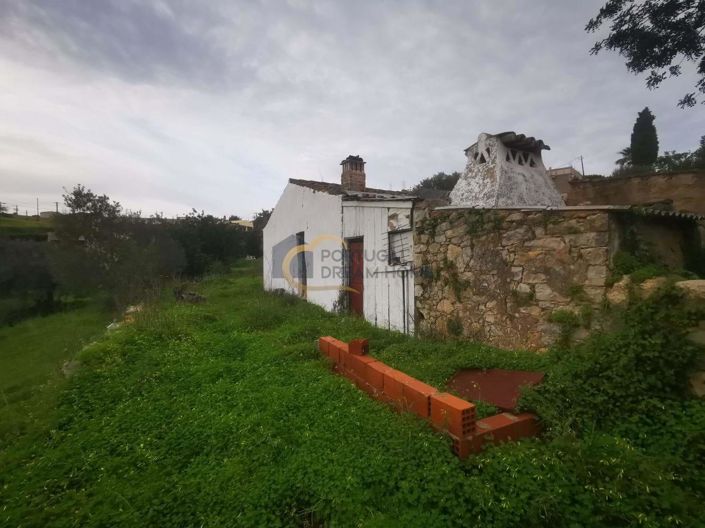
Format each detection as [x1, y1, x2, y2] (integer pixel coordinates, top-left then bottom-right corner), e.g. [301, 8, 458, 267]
[341, 155, 366, 192]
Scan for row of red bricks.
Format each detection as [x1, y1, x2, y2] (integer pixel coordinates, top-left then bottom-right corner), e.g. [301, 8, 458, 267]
[318, 336, 540, 458]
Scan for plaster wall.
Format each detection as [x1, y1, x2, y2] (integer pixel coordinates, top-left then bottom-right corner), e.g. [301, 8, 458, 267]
[263, 183, 344, 311]
[450, 133, 564, 208]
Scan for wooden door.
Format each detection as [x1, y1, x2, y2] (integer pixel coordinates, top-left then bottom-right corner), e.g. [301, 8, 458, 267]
[348, 239, 364, 316]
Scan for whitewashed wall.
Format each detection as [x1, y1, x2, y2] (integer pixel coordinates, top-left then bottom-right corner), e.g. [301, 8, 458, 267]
[263, 183, 344, 311]
[343, 200, 415, 333]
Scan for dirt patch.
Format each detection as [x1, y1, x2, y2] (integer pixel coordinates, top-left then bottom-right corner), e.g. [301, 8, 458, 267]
[447, 368, 544, 410]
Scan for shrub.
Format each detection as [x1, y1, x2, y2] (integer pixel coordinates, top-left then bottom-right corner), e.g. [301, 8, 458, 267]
[521, 288, 704, 437]
[548, 309, 581, 348]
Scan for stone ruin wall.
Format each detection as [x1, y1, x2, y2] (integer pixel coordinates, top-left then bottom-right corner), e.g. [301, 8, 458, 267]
[414, 209, 613, 350]
[559, 171, 705, 215]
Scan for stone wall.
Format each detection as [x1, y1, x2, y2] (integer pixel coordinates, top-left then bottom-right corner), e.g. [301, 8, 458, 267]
[558, 171, 705, 215]
[414, 209, 612, 350]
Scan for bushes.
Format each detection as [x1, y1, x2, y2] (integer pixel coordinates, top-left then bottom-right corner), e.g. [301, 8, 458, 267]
[0, 239, 58, 324]
[44, 187, 263, 314]
[521, 288, 703, 435]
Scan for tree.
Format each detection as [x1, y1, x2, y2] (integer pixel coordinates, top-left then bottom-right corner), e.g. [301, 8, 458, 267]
[694, 134, 705, 165]
[616, 146, 632, 167]
[630, 107, 659, 166]
[0, 240, 57, 324]
[654, 134, 705, 171]
[252, 209, 272, 231]
[411, 172, 461, 193]
[53, 185, 187, 309]
[586, 0, 705, 108]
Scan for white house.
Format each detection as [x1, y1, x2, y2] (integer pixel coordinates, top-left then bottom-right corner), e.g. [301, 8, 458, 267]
[263, 155, 416, 333]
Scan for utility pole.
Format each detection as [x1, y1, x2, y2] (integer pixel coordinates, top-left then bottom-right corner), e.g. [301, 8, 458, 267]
[580, 156, 585, 177]
[54, 201, 59, 213]
[36, 197, 39, 218]
[14, 205, 18, 215]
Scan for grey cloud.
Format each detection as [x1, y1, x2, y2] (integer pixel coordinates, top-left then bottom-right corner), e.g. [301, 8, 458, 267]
[0, 134, 68, 161]
[1, 0, 703, 218]
[0, 0, 233, 88]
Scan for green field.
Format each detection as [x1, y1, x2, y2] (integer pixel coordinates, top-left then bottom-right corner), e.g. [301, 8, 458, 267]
[0, 215, 53, 237]
[0, 303, 110, 440]
[0, 261, 703, 527]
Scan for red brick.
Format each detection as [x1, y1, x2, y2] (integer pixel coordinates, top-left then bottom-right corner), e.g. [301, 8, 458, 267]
[401, 378, 437, 418]
[473, 412, 540, 449]
[365, 361, 392, 393]
[449, 434, 473, 459]
[430, 392, 476, 438]
[382, 368, 414, 404]
[335, 341, 351, 371]
[348, 338, 369, 356]
[327, 344, 340, 364]
[347, 354, 377, 379]
[328, 338, 348, 355]
[319, 337, 340, 363]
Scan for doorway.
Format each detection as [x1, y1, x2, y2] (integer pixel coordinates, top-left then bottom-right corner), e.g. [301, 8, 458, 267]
[347, 238, 364, 316]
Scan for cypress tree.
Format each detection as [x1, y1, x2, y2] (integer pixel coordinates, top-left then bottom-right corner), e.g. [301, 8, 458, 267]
[630, 107, 659, 166]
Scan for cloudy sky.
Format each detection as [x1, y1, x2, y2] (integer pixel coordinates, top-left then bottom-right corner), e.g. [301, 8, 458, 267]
[0, 0, 702, 218]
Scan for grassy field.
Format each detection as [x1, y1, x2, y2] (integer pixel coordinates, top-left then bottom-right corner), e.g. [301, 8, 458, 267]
[0, 215, 53, 237]
[0, 261, 703, 527]
[0, 303, 111, 441]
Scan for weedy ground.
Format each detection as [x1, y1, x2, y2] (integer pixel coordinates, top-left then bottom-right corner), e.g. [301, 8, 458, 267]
[0, 260, 703, 527]
[0, 301, 109, 440]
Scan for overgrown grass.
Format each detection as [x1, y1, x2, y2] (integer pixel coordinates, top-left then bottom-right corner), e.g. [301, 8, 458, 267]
[0, 301, 110, 441]
[0, 261, 703, 527]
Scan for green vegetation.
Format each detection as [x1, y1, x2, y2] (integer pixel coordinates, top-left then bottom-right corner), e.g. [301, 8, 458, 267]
[445, 315, 463, 338]
[0, 301, 110, 440]
[411, 171, 460, 193]
[464, 210, 502, 235]
[1, 261, 703, 526]
[587, 1, 705, 108]
[523, 287, 705, 499]
[1, 187, 268, 326]
[654, 136, 705, 172]
[439, 257, 469, 301]
[610, 109, 705, 176]
[0, 215, 53, 238]
[630, 107, 659, 166]
[548, 309, 582, 348]
[606, 213, 704, 286]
